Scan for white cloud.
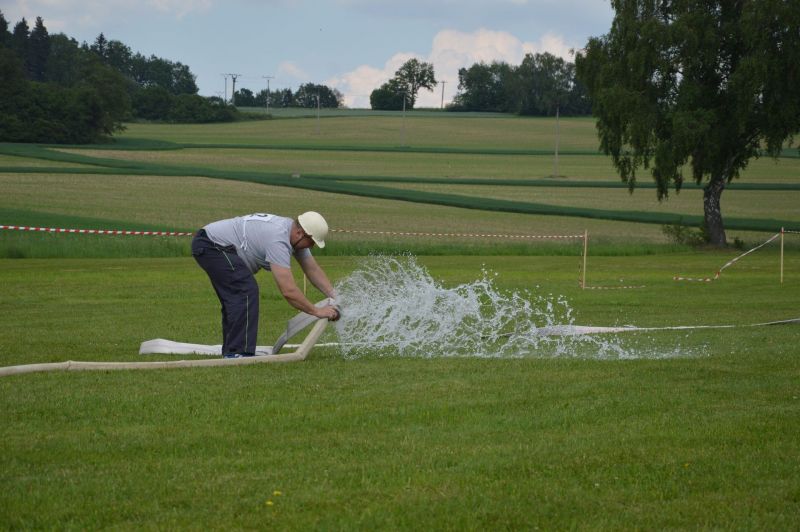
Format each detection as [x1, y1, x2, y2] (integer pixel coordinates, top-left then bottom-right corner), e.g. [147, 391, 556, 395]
[146, 0, 212, 18]
[278, 61, 311, 83]
[329, 28, 577, 109]
[325, 52, 415, 108]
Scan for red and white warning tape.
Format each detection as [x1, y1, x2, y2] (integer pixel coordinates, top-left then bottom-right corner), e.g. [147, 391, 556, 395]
[673, 232, 782, 282]
[2, 224, 585, 241]
[2, 224, 587, 241]
[582, 284, 646, 290]
[673, 274, 717, 282]
[330, 228, 584, 240]
[0, 225, 194, 237]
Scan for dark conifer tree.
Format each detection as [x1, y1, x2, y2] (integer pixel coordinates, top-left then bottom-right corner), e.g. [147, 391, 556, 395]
[0, 10, 10, 46]
[91, 32, 108, 59]
[11, 17, 29, 64]
[28, 16, 50, 81]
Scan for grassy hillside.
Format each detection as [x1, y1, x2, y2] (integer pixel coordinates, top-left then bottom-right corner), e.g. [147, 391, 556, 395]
[1, 114, 797, 257]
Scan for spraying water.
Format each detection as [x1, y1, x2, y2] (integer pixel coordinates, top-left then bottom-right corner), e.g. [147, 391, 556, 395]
[332, 255, 702, 360]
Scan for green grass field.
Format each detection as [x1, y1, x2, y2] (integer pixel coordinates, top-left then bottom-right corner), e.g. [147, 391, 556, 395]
[1, 113, 799, 529]
[1, 255, 798, 529]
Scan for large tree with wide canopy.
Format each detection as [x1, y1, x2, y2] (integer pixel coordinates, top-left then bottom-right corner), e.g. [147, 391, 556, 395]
[576, 0, 800, 245]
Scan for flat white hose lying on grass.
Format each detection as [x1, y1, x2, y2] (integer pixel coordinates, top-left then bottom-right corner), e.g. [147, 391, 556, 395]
[526, 317, 800, 336]
[139, 299, 333, 356]
[0, 299, 334, 377]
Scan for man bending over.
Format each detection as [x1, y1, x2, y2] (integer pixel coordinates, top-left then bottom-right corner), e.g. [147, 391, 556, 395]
[192, 212, 340, 358]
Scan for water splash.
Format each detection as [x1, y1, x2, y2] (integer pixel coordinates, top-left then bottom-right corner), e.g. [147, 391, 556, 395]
[332, 255, 693, 360]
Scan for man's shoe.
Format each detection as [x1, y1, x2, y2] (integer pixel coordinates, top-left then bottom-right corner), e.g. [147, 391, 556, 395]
[223, 353, 255, 359]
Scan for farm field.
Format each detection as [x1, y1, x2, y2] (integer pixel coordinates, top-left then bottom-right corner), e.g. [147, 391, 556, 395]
[2, 171, 796, 258]
[1, 112, 798, 529]
[121, 114, 605, 151]
[1, 114, 797, 244]
[51, 145, 800, 184]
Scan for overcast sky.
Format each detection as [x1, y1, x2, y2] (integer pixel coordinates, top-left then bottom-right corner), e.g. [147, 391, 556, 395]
[3, 0, 614, 108]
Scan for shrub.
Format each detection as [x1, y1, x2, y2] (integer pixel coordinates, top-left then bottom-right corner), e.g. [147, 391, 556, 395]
[661, 223, 708, 247]
[133, 86, 174, 120]
[168, 94, 238, 123]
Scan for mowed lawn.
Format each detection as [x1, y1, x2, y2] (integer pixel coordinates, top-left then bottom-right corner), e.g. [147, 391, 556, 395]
[0, 254, 798, 529]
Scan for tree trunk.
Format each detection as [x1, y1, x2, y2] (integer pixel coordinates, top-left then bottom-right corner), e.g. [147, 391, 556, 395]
[703, 178, 727, 246]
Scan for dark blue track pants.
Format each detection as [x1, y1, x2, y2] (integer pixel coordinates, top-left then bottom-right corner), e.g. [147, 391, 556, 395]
[192, 230, 259, 356]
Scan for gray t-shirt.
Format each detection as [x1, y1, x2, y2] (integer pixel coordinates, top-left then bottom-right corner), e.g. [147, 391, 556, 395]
[203, 213, 311, 274]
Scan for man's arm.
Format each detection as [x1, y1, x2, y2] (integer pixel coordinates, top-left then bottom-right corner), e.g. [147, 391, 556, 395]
[271, 263, 338, 320]
[295, 254, 337, 300]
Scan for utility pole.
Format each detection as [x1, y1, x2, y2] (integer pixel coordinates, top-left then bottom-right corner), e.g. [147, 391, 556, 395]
[221, 74, 228, 102]
[554, 104, 560, 177]
[316, 92, 321, 135]
[262, 75, 274, 114]
[401, 89, 408, 146]
[439, 80, 447, 109]
[227, 73, 240, 105]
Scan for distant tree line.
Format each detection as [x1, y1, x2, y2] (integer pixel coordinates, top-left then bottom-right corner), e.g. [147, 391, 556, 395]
[450, 52, 591, 116]
[367, 55, 590, 115]
[0, 11, 239, 143]
[234, 83, 344, 109]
